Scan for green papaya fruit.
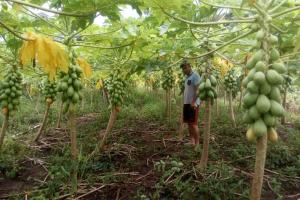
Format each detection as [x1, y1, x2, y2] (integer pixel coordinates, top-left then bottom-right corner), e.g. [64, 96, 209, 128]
[210, 75, 217, 86]
[266, 70, 284, 85]
[255, 61, 267, 72]
[247, 81, 259, 93]
[205, 79, 211, 88]
[243, 111, 254, 123]
[271, 63, 286, 74]
[247, 68, 257, 80]
[67, 86, 74, 97]
[249, 106, 261, 120]
[256, 95, 271, 114]
[268, 35, 278, 45]
[256, 30, 265, 41]
[270, 49, 280, 62]
[253, 72, 266, 85]
[269, 86, 281, 102]
[260, 82, 271, 95]
[243, 92, 259, 108]
[270, 100, 284, 117]
[253, 119, 267, 137]
[199, 82, 205, 90]
[263, 113, 276, 127]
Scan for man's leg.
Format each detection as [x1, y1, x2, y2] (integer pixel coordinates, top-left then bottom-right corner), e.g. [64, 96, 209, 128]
[188, 124, 199, 145]
[193, 124, 200, 145]
[191, 124, 199, 145]
[188, 124, 195, 144]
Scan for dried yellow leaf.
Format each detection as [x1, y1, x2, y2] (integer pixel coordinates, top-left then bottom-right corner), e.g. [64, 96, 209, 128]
[76, 57, 92, 78]
[19, 32, 37, 66]
[212, 57, 234, 78]
[96, 80, 103, 89]
[19, 32, 69, 80]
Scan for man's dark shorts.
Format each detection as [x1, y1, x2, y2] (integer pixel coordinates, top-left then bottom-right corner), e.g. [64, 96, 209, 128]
[183, 104, 199, 125]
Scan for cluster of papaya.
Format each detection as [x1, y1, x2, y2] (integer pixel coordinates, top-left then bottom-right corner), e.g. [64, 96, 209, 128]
[243, 30, 286, 142]
[57, 65, 83, 113]
[0, 67, 22, 115]
[198, 75, 217, 103]
[224, 68, 239, 97]
[105, 68, 127, 108]
[42, 79, 58, 105]
[162, 68, 175, 90]
[211, 68, 221, 83]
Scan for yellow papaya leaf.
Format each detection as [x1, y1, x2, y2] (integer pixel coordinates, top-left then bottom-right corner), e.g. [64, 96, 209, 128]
[19, 32, 38, 66]
[96, 80, 103, 89]
[212, 57, 233, 78]
[19, 32, 69, 80]
[29, 85, 38, 96]
[76, 57, 92, 78]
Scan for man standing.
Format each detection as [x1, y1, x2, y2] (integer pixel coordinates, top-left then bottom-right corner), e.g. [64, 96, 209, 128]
[180, 60, 201, 146]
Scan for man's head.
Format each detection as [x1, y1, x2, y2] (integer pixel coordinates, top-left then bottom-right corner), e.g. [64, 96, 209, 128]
[180, 60, 192, 75]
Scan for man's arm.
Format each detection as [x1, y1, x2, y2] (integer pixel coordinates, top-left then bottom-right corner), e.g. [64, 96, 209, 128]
[191, 84, 199, 108]
[191, 74, 201, 108]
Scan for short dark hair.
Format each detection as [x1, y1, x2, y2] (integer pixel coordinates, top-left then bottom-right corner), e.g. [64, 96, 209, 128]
[180, 60, 190, 68]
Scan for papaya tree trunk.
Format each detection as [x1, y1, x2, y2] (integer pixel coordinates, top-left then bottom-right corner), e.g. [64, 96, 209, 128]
[178, 95, 184, 140]
[168, 89, 171, 125]
[250, 134, 268, 200]
[224, 90, 227, 106]
[216, 86, 219, 118]
[281, 88, 287, 124]
[34, 103, 51, 142]
[68, 106, 78, 194]
[173, 88, 176, 99]
[90, 90, 93, 109]
[0, 113, 9, 150]
[81, 95, 84, 112]
[239, 86, 244, 109]
[165, 89, 171, 124]
[26, 84, 33, 101]
[229, 90, 236, 128]
[56, 101, 63, 129]
[165, 90, 168, 117]
[99, 107, 118, 151]
[102, 90, 106, 102]
[35, 93, 41, 114]
[198, 99, 211, 171]
[251, 9, 270, 199]
[103, 89, 109, 104]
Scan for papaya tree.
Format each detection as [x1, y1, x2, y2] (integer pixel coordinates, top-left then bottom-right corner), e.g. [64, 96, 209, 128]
[224, 68, 239, 127]
[210, 66, 221, 117]
[240, 1, 299, 199]
[0, 29, 24, 150]
[177, 70, 185, 140]
[197, 57, 218, 171]
[99, 66, 127, 150]
[57, 55, 84, 192]
[145, 72, 161, 93]
[34, 79, 58, 142]
[162, 67, 175, 124]
[0, 65, 22, 150]
[17, 29, 85, 193]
